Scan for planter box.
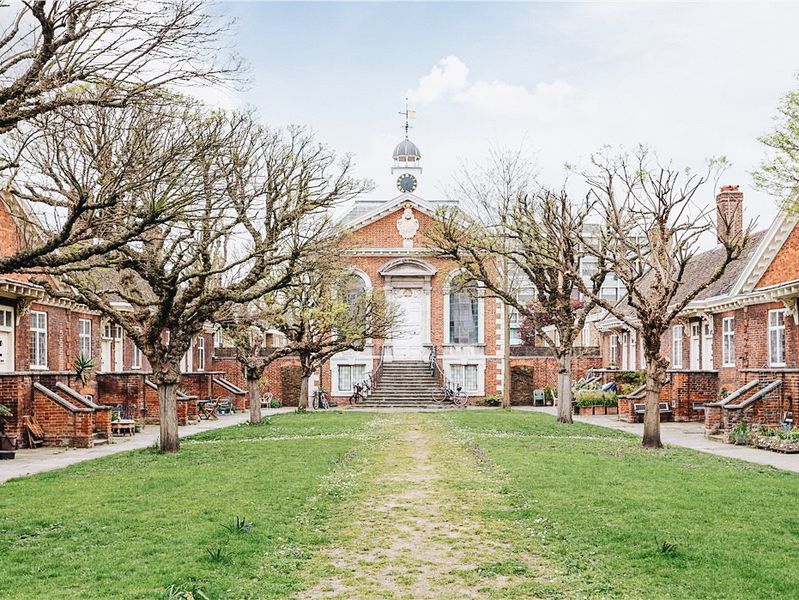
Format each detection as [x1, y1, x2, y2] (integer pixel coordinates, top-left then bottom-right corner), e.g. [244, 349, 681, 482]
[575, 404, 618, 416]
[753, 436, 799, 454]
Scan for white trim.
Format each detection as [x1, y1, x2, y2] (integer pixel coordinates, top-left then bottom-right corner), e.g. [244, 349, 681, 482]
[671, 325, 683, 369]
[731, 212, 799, 295]
[768, 308, 787, 367]
[722, 316, 735, 367]
[29, 310, 47, 369]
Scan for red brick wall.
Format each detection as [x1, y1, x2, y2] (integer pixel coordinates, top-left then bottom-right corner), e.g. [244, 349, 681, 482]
[661, 371, 719, 422]
[508, 354, 602, 404]
[32, 387, 93, 448]
[756, 223, 799, 288]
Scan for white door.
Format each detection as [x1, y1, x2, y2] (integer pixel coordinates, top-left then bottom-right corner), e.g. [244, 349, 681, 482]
[0, 307, 13, 372]
[702, 321, 713, 370]
[690, 322, 701, 370]
[392, 288, 424, 360]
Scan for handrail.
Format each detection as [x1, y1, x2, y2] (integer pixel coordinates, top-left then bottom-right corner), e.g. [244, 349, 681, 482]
[428, 345, 456, 391]
[362, 345, 386, 396]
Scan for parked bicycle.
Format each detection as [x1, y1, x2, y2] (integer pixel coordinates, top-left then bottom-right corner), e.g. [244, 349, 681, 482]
[312, 388, 330, 410]
[431, 384, 468, 408]
[349, 382, 365, 406]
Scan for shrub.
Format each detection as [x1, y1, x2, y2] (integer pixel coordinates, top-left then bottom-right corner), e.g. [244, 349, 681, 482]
[483, 394, 503, 407]
[730, 422, 751, 445]
[576, 390, 617, 407]
[269, 397, 280, 409]
[616, 370, 646, 386]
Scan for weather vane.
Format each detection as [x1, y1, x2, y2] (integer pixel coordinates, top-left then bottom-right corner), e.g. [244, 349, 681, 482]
[398, 97, 416, 139]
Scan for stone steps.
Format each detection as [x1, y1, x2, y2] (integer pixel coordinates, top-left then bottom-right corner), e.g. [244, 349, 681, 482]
[365, 361, 443, 408]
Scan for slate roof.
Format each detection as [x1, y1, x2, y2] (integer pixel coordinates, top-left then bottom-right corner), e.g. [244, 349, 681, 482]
[609, 229, 767, 321]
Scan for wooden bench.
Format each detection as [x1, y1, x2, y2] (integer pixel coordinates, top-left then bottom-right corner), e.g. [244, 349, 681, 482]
[23, 416, 44, 448]
[111, 419, 136, 436]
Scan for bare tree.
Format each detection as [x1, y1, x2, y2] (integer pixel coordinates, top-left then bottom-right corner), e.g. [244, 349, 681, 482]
[0, 1, 238, 135]
[37, 114, 365, 451]
[429, 147, 604, 422]
[0, 91, 215, 273]
[578, 148, 749, 448]
[260, 255, 399, 409]
[217, 300, 306, 425]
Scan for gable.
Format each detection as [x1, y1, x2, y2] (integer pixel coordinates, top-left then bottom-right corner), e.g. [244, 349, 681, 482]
[346, 202, 439, 250]
[755, 221, 799, 289]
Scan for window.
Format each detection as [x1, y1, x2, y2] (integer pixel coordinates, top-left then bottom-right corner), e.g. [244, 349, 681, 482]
[702, 321, 713, 370]
[197, 336, 206, 371]
[449, 284, 479, 344]
[78, 319, 92, 358]
[30, 311, 47, 368]
[769, 309, 786, 366]
[722, 317, 735, 366]
[450, 364, 479, 392]
[581, 325, 591, 347]
[344, 273, 367, 306]
[672, 325, 683, 369]
[508, 288, 535, 345]
[132, 344, 142, 369]
[609, 333, 619, 366]
[0, 307, 12, 328]
[338, 364, 366, 392]
[213, 326, 223, 348]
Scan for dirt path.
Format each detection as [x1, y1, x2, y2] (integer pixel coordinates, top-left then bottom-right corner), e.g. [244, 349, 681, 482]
[297, 413, 549, 599]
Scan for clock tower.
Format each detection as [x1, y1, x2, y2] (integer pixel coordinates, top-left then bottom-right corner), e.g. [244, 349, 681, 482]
[392, 100, 422, 194]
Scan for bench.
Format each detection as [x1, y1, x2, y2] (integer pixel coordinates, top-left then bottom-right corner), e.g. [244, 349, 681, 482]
[23, 416, 44, 448]
[111, 419, 136, 436]
[783, 411, 793, 430]
[632, 402, 673, 421]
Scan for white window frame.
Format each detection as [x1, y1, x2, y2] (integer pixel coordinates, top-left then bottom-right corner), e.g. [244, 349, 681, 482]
[78, 319, 92, 358]
[769, 309, 786, 367]
[213, 326, 223, 349]
[197, 336, 206, 371]
[449, 363, 479, 392]
[722, 317, 735, 367]
[337, 364, 366, 393]
[131, 344, 142, 369]
[30, 310, 48, 369]
[672, 325, 683, 369]
[609, 333, 619, 366]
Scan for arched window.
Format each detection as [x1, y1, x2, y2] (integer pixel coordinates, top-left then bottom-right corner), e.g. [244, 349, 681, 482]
[449, 282, 479, 344]
[344, 272, 368, 306]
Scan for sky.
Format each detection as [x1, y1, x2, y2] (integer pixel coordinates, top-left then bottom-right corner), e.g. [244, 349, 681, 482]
[207, 1, 799, 228]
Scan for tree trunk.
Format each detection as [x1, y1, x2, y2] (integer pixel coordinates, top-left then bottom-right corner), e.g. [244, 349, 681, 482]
[642, 358, 664, 448]
[502, 302, 512, 408]
[299, 375, 309, 409]
[157, 381, 180, 453]
[556, 349, 574, 424]
[247, 376, 262, 424]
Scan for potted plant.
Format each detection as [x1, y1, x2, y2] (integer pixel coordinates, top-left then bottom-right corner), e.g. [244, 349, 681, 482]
[0, 403, 16, 459]
[73, 353, 95, 387]
[134, 419, 145, 433]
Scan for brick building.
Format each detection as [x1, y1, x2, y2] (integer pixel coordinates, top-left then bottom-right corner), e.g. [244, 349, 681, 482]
[595, 186, 799, 436]
[310, 133, 602, 405]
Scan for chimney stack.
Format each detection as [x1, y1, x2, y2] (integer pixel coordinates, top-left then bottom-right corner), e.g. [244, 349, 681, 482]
[716, 184, 743, 245]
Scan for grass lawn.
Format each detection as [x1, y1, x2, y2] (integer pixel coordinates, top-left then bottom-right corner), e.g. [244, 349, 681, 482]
[444, 410, 799, 599]
[0, 411, 379, 600]
[2, 409, 799, 599]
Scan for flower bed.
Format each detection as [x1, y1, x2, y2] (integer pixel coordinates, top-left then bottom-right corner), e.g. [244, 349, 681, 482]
[729, 423, 799, 453]
[574, 390, 618, 416]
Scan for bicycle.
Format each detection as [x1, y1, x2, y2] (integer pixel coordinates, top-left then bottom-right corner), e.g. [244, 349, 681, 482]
[312, 388, 330, 410]
[348, 382, 365, 406]
[431, 384, 468, 408]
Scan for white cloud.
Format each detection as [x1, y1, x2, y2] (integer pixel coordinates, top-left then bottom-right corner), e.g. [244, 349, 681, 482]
[408, 55, 578, 121]
[407, 55, 469, 104]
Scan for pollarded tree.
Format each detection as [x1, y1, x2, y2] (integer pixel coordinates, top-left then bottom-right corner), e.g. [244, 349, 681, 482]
[38, 109, 366, 451]
[429, 147, 606, 422]
[1, 89, 214, 274]
[578, 147, 749, 448]
[260, 255, 399, 409]
[0, 0, 239, 273]
[0, 1, 238, 134]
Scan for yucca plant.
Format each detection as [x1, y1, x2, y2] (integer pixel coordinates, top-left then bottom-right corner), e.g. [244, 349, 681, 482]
[73, 354, 95, 385]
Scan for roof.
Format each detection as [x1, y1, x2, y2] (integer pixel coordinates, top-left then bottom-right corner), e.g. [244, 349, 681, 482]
[392, 138, 421, 160]
[340, 194, 457, 226]
[604, 229, 767, 323]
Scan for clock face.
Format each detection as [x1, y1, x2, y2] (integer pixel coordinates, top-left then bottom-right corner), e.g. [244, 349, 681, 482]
[397, 173, 417, 193]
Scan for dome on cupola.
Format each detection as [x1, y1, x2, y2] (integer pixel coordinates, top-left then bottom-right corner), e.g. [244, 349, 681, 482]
[392, 138, 421, 163]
